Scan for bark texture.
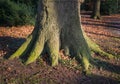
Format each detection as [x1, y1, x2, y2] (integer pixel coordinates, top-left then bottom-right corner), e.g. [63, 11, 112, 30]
[9, 0, 92, 71]
[91, 0, 101, 19]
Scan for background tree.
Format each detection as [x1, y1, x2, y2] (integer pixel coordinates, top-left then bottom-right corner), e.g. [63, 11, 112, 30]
[91, 0, 101, 19]
[9, 0, 92, 71]
[81, 0, 119, 17]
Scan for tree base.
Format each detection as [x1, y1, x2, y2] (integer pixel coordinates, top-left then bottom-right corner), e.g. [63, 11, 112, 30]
[8, 0, 93, 72]
[91, 14, 101, 20]
[85, 35, 114, 59]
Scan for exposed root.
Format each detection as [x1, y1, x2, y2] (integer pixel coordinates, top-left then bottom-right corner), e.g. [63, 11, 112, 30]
[91, 15, 101, 20]
[47, 36, 59, 66]
[85, 35, 115, 59]
[61, 40, 92, 72]
[24, 33, 45, 65]
[9, 27, 39, 60]
[9, 35, 33, 60]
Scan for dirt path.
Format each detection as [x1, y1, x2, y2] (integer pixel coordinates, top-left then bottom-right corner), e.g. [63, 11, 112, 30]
[0, 13, 120, 84]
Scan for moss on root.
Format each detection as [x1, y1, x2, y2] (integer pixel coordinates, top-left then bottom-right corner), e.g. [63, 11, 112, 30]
[85, 35, 114, 59]
[24, 33, 45, 65]
[9, 35, 33, 60]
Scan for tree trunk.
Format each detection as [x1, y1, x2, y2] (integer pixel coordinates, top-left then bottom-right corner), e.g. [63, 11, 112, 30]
[91, 0, 101, 19]
[9, 0, 92, 71]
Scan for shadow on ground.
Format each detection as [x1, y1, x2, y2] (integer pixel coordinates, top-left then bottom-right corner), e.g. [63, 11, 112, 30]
[0, 36, 25, 59]
[93, 58, 120, 74]
[0, 36, 120, 84]
[79, 74, 120, 84]
[82, 21, 120, 30]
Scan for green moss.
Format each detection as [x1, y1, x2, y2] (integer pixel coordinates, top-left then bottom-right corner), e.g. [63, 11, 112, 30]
[82, 56, 90, 71]
[25, 38, 45, 65]
[9, 35, 33, 59]
[51, 55, 58, 66]
[85, 35, 114, 59]
[48, 41, 59, 66]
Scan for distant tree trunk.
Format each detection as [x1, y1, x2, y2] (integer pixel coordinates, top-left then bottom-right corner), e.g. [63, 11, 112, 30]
[9, 0, 92, 71]
[91, 0, 101, 19]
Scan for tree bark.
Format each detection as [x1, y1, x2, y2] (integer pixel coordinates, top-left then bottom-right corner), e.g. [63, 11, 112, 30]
[91, 0, 101, 19]
[9, 0, 92, 71]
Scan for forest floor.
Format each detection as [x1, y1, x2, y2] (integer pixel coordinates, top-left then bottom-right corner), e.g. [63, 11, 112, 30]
[0, 12, 120, 84]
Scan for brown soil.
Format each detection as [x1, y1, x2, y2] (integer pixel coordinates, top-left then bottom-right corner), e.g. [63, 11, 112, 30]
[0, 12, 120, 84]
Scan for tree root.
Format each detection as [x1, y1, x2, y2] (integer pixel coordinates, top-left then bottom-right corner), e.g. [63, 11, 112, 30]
[85, 35, 115, 59]
[8, 26, 60, 66]
[24, 33, 45, 65]
[8, 27, 39, 60]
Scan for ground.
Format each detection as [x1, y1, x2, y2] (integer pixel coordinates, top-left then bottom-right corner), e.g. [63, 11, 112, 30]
[0, 12, 120, 84]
